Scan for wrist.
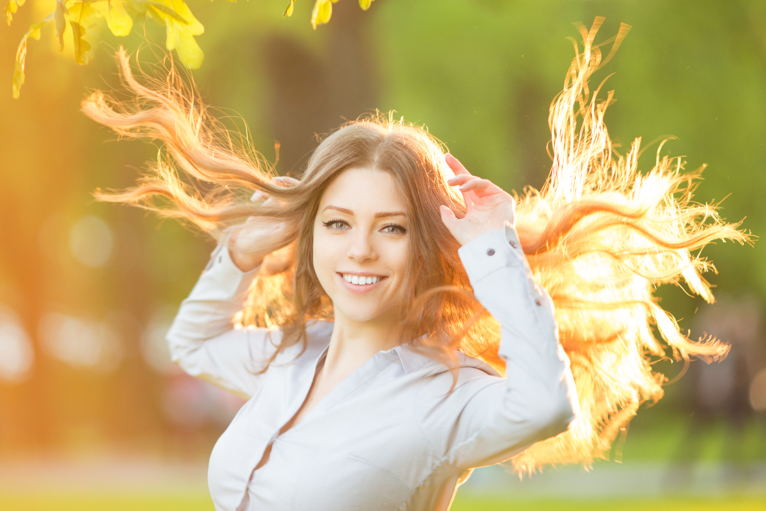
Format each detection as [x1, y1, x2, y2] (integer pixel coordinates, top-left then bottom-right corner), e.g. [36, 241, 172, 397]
[228, 248, 263, 273]
[226, 227, 265, 272]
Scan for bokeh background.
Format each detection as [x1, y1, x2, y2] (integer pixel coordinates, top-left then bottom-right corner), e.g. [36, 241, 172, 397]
[1, 0, 765, 509]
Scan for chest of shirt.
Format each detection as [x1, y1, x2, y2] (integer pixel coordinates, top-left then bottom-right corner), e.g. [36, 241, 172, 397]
[207, 349, 447, 510]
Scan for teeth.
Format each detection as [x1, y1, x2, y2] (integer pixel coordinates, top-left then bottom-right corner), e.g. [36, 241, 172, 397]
[342, 274, 380, 286]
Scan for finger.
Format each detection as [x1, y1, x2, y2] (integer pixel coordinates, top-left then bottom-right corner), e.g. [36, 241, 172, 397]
[445, 153, 473, 177]
[272, 175, 299, 187]
[452, 175, 506, 197]
[250, 190, 268, 202]
[446, 174, 475, 185]
[439, 205, 458, 229]
[460, 188, 475, 209]
[459, 179, 490, 192]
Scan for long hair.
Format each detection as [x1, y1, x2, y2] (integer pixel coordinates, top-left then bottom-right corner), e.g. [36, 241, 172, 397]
[82, 17, 750, 473]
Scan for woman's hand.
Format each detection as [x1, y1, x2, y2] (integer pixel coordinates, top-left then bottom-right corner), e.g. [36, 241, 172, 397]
[439, 153, 516, 247]
[227, 176, 299, 272]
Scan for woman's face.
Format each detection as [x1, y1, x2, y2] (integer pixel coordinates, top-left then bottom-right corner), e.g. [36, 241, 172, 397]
[313, 168, 410, 326]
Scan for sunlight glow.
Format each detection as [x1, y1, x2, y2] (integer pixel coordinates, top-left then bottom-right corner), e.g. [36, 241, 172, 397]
[38, 312, 122, 371]
[69, 215, 114, 268]
[0, 305, 34, 383]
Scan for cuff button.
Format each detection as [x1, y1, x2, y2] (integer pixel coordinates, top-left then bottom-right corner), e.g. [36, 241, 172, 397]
[486, 248, 495, 256]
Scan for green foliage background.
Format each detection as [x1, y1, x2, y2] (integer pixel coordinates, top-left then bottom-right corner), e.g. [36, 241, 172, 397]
[0, 0, 764, 496]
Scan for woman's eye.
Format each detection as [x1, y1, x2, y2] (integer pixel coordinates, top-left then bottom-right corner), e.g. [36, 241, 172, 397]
[322, 219, 348, 231]
[382, 224, 407, 235]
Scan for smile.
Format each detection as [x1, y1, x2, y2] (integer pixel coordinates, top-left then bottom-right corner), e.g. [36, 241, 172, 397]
[341, 273, 382, 285]
[337, 273, 387, 293]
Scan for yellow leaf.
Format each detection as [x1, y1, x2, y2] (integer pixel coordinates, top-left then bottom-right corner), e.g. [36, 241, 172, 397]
[282, 0, 294, 17]
[155, 0, 204, 68]
[359, 0, 372, 11]
[70, 21, 92, 64]
[13, 40, 27, 98]
[173, 29, 203, 68]
[4, 0, 25, 25]
[154, 0, 202, 33]
[54, 0, 68, 49]
[310, 0, 331, 29]
[28, 20, 43, 39]
[66, 1, 101, 64]
[92, 0, 133, 36]
[67, 1, 103, 28]
[12, 16, 49, 98]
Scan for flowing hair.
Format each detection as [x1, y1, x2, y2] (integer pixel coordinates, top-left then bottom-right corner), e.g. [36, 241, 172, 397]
[82, 17, 750, 474]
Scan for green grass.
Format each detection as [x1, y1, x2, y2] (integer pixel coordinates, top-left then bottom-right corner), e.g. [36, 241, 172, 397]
[450, 498, 766, 511]
[0, 493, 213, 511]
[1, 494, 765, 511]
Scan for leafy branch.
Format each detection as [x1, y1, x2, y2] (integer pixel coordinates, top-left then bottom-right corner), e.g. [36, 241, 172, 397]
[5, 0, 375, 98]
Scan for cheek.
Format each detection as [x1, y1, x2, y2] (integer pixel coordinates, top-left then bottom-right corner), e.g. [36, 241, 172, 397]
[312, 231, 339, 281]
[388, 241, 411, 275]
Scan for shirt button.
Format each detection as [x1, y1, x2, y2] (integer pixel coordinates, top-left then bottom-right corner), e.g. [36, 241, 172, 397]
[486, 248, 495, 256]
[218, 255, 223, 263]
[535, 299, 542, 306]
[509, 240, 518, 249]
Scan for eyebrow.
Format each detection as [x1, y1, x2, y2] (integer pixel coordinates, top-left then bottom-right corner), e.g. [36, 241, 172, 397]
[323, 205, 406, 219]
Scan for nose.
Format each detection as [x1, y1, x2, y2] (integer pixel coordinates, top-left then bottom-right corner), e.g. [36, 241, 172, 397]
[346, 230, 377, 263]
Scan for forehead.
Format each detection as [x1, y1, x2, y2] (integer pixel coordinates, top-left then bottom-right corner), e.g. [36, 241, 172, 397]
[319, 168, 406, 213]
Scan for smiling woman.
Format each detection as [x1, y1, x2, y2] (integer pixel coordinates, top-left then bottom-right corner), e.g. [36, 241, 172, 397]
[80, 19, 747, 511]
[313, 169, 410, 325]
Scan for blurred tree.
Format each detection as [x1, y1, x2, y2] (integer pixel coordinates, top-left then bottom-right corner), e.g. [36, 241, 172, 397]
[1, 0, 762, 460]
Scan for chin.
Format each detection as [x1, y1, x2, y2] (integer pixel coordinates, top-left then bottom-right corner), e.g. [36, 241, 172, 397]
[334, 304, 386, 324]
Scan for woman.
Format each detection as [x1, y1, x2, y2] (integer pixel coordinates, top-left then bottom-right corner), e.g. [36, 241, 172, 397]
[81, 19, 748, 511]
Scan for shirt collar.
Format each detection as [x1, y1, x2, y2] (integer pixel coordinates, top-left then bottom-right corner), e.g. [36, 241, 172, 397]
[310, 321, 500, 377]
[390, 343, 500, 377]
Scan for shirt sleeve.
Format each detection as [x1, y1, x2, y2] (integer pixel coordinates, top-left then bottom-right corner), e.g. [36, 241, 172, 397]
[445, 223, 580, 470]
[164, 233, 280, 400]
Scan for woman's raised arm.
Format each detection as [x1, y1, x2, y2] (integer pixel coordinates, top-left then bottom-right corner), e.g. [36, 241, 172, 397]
[165, 175, 301, 399]
[165, 233, 280, 400]
[445, 224, 579, 469]
[438, 154, 579, 469]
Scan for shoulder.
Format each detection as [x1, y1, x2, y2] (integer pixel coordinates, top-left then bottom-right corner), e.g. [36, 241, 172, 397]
[305, 319, 334, 346]
[276, 319, 333, 362]
[395, 344, 501, 382]
[454, 351, 502, 378]
[404, 349, 505, 443]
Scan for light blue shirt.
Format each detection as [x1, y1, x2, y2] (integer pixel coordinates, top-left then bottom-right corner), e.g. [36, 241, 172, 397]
[166, 225, 579, 511]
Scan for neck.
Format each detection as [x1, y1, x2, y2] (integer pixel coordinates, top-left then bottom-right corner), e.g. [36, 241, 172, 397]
[322, 310, 405, 377]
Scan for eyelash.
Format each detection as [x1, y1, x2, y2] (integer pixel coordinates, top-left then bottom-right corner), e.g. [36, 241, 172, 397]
[321, 219, 407, 235]
[322, 218, 348, 231]
[382, 223, 407, 235]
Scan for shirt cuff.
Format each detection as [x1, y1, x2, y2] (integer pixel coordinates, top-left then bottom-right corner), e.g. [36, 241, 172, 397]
[457, 222, 527, 284]
[201, 231, 261, 299]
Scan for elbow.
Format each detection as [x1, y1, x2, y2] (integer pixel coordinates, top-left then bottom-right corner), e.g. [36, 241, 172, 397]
[164, 332, 200, 376]
[545, 396, 578, 437]
[533, 383, 580, 439]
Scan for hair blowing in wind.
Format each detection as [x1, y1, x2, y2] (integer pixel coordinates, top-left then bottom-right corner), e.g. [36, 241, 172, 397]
[81, 17, 751, 475]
